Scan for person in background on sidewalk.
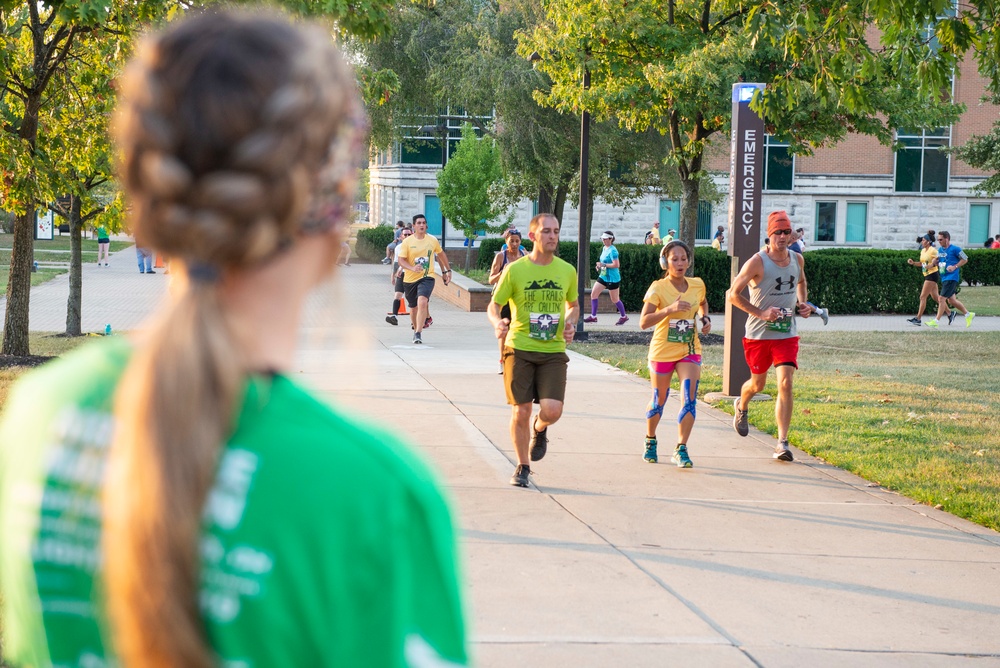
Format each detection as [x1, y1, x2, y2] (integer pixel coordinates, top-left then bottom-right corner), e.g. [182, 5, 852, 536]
[992, 234, 1000, 249]
[906, 230, 941, 326]
[489, 213, 579, 488]
[926, 230, 975, 328]
[397, 214, 452, 344]
[385, 227, 413, 325]
[488, 228, 527, 374]
[788, 227, 804, 254]
[664, 228, 676, 243]
[382, 220, 406, 265]
[135, 241, 155, 274]
[500, 226, 527, 254]
[0, 10, 468, 668]
[583, 230, 628, 326]
[728, 210, 811, 462]
[96, 224, 110, 266]
[648, 223, 661, 245]
[640, 240, 711, 468]
[711, 226, 725, 250]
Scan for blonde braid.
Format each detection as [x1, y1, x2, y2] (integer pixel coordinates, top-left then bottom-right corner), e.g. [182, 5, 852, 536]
[104, 9, 366, 667]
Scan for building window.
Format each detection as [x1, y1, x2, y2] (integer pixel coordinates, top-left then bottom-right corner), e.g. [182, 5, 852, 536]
[696, 201, 713, 240]
[763, 135, 793, 191]
[815, 201, 836, 242]
[845, 202, 868, 243]
[969, 203, 991, 246]
[895, 128, 950, 193]
[814, 199, 870, 244]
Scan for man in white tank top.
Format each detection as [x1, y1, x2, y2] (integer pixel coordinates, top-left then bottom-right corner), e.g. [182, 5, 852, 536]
[727, 210, 811, 461]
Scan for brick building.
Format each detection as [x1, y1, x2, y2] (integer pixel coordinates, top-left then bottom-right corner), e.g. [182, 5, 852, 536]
[368, 63, 1000, 250]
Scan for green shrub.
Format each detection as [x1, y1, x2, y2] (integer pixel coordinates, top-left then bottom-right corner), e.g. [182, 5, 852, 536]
[355, 225, 394, 262]
[963, 249, 1000, 286]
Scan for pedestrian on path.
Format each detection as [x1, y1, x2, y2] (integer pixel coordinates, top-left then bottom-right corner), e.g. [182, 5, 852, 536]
[396, 213, 452, 344]
[0, 10, 467, 668]
[385, 227, 413, 325]
[488, 227, 527, 373]
[583, 230, 628, 325]
[926, 230, 975, 328]
[488, 213, 580, 488]
[639, 241, 711, 467]
[906, 230, 942, 326]
[728, 210, 811, 461]
[135, 233, 155, 274]
[96, 224, 110, 266]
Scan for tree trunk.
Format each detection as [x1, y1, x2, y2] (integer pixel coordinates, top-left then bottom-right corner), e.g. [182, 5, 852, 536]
[679, 174, 700, 274]
[553, 184, 568, 224]
[464, 240, 473, 272]
[537, 186, 553, 214]
[3, 87, 42, 356]
[3, 209, 35, 356]
[65, 196, 83, 336]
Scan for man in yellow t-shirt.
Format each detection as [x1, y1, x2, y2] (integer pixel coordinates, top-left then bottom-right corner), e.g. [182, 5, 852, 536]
[488, 213, 579, 488]
[396, 214, 452, 344]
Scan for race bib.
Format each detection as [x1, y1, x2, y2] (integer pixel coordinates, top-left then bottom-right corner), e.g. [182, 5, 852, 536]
[766, 308, 793, 333]
[667, 319, 695, 343]
[529, 312, 560, 340]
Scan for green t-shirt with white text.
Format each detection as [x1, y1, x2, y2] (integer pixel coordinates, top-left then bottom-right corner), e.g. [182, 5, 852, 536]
[0, 338, 467, 668]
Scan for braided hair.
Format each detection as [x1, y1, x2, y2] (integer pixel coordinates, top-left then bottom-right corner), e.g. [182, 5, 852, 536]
[103, 10, 365, 667]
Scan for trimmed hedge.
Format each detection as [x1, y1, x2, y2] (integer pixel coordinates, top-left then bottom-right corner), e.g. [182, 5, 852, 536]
[355, 225, 394, 262]
[475, 242, 1000, 314]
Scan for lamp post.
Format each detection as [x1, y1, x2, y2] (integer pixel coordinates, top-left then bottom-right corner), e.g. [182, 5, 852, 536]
[419, 121, 449, 248]
[528, 51, 589, 341]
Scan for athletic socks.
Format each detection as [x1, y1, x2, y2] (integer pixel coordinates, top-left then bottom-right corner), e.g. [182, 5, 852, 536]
[392, 298, 400, 315]
[590, 298, 599, 317]
[616, 300, 626, 317]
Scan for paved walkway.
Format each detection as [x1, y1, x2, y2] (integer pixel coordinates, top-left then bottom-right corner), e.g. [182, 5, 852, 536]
[5, 254, 1000, 666]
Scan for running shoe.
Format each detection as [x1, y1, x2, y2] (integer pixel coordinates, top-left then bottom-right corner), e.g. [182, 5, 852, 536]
[947, 309, 957, 325]
[815, 307, 829, 325]
[424, 316, 433, 328]
[385, 315, 398, 326]
[966, 311, 976, 328]
[671, 444, 693, 468]
[381, 257, 392, 265]
[509, 464, 531, 488]
[925, 319, 939, 328]
[643, 437, 658, 463]
[530, 420, 548, 461]
[615, 316, 629, 326]
[583, 315, 598, 323]
[907, 317, 921, 326]
[497, 361, 504, 375]
[774, 440, 794, 461]
[413, 332, 422, 344]
[733, 397, 749, 437]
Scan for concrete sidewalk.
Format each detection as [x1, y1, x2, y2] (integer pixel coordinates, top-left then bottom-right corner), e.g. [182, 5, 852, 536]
[7, 258, 1000, 666]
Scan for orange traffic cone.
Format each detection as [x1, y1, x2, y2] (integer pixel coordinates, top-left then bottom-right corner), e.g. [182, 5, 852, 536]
[388, 299, 408, 316]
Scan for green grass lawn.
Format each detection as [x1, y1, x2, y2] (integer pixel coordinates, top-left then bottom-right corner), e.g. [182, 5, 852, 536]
[0, 333, 93, 406]
[571, 330, 1000, 531]
[0, 233, 133, 293]
[960, 285, 1000, 316]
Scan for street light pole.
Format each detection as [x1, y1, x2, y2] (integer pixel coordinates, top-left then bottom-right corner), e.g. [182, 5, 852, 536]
[576, 67, 590, 341]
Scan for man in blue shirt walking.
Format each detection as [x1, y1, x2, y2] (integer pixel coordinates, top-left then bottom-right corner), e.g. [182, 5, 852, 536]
[926, 230, 975, 328]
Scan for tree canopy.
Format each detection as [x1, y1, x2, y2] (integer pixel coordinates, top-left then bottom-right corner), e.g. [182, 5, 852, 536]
[518, 0, 967, 259]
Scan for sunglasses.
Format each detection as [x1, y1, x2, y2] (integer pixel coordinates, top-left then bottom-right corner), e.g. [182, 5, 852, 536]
[772, 229, 793, 236]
